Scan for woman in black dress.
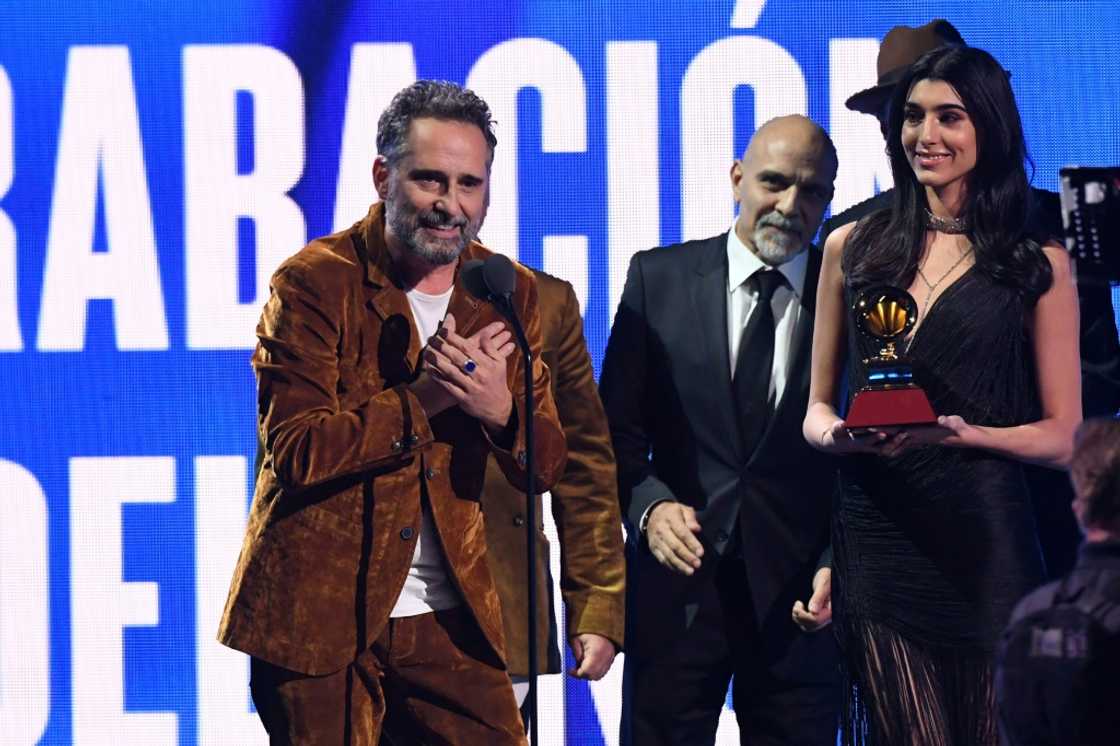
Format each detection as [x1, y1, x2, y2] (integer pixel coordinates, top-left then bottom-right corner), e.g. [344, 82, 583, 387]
[800, 46, 1082, 745]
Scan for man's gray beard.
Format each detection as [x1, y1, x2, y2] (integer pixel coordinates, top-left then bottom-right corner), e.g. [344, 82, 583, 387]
[385, 199, 478, 267]
[752, 223, 806, 265]
[400, 229, 463, 266]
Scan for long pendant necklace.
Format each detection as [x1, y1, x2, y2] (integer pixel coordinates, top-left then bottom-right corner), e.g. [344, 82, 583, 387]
[906, 210, 973, 348]
[916, 244, 974, 316]
[905, 246, 973, 352]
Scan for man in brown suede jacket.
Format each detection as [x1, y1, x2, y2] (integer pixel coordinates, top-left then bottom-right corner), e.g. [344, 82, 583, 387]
[482, 269, 626, 708]
[218, 80, 567, 745]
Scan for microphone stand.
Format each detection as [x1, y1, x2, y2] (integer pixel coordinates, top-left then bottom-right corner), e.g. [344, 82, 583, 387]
[493, 293, 538, 744]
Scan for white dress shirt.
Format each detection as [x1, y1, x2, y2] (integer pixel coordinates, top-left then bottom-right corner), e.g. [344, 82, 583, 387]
[725, 226, 807, 407]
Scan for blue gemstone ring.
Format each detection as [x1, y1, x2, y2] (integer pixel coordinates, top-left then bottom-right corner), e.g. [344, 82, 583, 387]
[462, 358, 478, 375]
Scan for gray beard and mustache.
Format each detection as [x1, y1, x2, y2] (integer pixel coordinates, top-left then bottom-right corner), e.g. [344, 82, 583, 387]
[385, 183, 482, 266]
[751, 212, 807, 264]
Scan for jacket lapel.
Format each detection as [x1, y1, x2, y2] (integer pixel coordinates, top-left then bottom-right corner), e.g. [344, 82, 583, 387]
[688, 234, 744, 466]
[445, 243, 485, 337]
[786, 246, 821, 394]
[354, 203, 424, 371]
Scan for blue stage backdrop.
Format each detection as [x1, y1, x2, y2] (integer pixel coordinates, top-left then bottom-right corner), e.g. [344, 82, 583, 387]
[1, 1, 1118, 744]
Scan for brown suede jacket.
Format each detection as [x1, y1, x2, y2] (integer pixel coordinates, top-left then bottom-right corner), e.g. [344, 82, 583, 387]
[218, 203, 567, 676]
[481, 271, 626, 675]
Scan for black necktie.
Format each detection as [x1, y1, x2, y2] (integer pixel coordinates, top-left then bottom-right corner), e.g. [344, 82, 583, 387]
[734, 270, 786, 457]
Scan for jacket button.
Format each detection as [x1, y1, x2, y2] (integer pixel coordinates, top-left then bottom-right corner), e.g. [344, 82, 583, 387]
[400, 527, 414, 540]
[425, 468, 438, 479]
[716, 531, 729, 543]
[391, 439, 402, 452]
[407, 434, 420, 447]
[513, 515, 525, 527]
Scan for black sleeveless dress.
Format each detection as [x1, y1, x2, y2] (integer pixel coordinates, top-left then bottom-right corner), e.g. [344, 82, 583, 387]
[834, 265, 1047, 745]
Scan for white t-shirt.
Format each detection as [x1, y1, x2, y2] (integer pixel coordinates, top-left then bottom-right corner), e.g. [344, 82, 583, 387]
[389, 284, 460, 618]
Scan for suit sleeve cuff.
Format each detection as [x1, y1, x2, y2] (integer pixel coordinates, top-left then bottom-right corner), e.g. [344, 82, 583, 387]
[816, 544, 833, 572]
[626, 475, 677, 532]
[566, 594, 626, 652]
[638, 500, 670, 537]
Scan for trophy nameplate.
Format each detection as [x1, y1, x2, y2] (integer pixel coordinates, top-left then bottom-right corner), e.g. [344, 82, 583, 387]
[844, 286, 937, 433]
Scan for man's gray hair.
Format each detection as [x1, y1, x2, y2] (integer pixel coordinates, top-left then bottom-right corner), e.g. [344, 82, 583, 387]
[376, 80, 497, 164]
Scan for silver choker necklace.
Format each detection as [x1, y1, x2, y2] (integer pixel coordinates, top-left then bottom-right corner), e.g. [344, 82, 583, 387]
[925, 209, 970, 235]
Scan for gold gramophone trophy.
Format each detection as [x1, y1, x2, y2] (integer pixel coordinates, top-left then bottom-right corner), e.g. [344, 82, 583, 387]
[844, 286, 937, 434]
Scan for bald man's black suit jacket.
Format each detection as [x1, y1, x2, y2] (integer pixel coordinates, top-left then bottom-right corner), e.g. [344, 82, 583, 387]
[600, 233, 837, 676]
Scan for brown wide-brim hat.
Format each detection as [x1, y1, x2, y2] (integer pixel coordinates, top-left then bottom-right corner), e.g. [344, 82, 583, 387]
[845, 19, 966, 115]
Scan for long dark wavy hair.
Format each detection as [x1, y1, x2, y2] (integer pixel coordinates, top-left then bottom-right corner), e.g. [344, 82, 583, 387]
[843, 46, 1052, 304]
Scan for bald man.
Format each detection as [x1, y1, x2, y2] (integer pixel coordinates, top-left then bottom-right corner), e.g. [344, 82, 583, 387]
[602, 116, 841, 745]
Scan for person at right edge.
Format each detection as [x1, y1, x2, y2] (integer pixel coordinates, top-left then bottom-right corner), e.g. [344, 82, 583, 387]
[996, 417, 1120, 746]
[804, 45, 1081, 745]
[820, 19, 1120, 579]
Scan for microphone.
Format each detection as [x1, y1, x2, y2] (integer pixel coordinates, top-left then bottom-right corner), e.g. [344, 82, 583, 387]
[481, 253, 516, 298]
[461, 254, 516, 308]
[459, 252, 541, 741]
[459, 259, 487, 301]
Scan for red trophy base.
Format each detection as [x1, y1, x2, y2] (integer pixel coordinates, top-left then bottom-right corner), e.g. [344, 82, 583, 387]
[845, 385, 937, 432]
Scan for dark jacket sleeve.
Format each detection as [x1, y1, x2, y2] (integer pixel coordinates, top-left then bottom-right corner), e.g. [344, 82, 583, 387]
[600, 252, 678, 530]
[547, 280, 626, 648]
[255, 259, 434, 493]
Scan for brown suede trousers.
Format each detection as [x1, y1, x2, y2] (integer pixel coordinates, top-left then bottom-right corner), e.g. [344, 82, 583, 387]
[249, 606, 527, 746]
